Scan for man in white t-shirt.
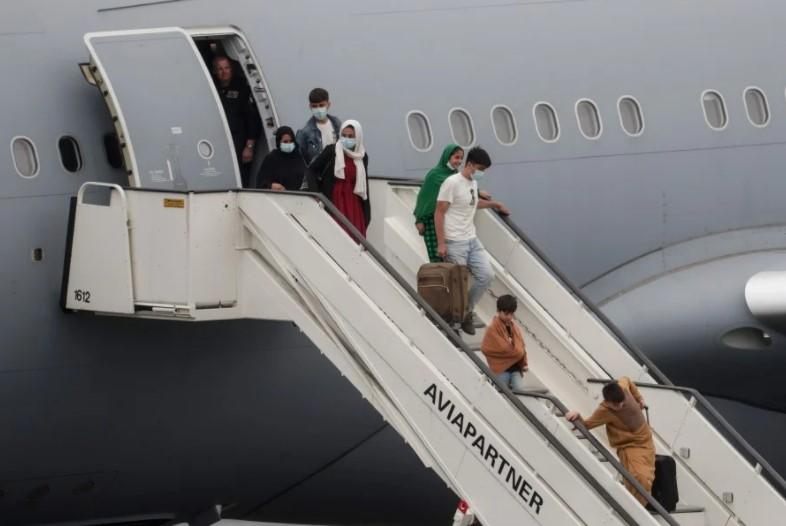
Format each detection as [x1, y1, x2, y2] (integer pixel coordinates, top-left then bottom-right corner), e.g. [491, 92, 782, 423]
[435, 146, 509, 334]
[295, 87, 342, 164]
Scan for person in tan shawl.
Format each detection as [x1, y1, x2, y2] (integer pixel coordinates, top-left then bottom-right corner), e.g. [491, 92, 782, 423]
[481, 295, 527, 390]
[566, 378, 656, 506]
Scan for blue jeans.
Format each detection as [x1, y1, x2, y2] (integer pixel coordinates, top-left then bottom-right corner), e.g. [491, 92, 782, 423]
[498, 369, 527, 391]
[445, 237, 494, 312]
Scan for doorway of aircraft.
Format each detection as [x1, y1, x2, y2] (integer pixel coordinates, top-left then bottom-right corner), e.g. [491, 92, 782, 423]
[191, 29, 280, 187]
[80, 27, 277, 191]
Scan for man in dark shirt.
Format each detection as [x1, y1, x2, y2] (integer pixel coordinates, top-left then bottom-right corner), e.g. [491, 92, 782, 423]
[212, 56, 262, 187]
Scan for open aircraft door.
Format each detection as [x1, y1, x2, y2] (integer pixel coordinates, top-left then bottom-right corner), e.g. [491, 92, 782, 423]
[84, 28, 240, 190]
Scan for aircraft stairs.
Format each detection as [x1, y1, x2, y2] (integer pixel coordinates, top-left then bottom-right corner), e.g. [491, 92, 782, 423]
[60, 181, 786, 525]
[371, 178, 786, 525]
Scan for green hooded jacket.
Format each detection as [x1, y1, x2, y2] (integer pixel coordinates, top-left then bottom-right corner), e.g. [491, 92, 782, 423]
[413, 144, 462, 223]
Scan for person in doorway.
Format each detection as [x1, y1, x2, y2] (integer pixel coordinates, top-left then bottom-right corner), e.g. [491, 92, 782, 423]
[481, 294, 528, 390]
[566, 378, 655, 506]
[256, 126, 306, 191]
[305, 120, 370, 238]
[212, 56, 262, 187]
[435, 146, 509, 334]
[413, 144, 464, 262]
[296, 87, 342, 165]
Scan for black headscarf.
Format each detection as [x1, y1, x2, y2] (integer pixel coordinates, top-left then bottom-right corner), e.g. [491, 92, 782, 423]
[256, 126, 306, 190]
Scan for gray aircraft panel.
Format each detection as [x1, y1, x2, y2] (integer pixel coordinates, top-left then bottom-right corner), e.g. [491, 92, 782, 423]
[86, 28, 240, 190]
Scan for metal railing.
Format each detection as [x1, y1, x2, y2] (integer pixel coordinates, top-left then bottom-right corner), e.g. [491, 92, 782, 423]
[587, 378, 786, 495]
[254, 188, 672, 525]
[383, 177, 786, 502]
[513, 388, 678, 523]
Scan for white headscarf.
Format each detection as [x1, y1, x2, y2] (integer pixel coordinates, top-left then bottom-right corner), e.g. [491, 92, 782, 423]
[334, 119, 367, 200]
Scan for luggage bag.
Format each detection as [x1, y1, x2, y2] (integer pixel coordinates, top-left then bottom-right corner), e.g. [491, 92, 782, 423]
[417, 263, 469, 324]
[651, 454, 679, 512]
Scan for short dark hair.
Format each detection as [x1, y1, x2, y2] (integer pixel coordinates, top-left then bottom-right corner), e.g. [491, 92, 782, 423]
[309, 88, 330, 104]
[497, 294, 517, 313]
[602, 382, 625, 404]
[466, 146, 491, 168]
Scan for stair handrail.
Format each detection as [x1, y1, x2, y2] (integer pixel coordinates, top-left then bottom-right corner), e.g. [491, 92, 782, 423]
[514, 389, 679, 519]
[488, 197, 786, 499]
[382, 178, 660, 384]
[587, 378, 786, 495]
[247, 188, 675, 525]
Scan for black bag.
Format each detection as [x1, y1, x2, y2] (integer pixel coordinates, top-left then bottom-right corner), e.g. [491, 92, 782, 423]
[417, 263, 469, 323]
[651, 455, 678, 512]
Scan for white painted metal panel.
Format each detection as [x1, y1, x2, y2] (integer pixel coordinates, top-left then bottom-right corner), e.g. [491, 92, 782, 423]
[189, 192, 237, 307]
[66, 184, 134, 314]
[126, 191, 189, 307]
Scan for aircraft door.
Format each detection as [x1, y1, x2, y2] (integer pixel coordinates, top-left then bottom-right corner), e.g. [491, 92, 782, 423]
[84, 28, 240, 190]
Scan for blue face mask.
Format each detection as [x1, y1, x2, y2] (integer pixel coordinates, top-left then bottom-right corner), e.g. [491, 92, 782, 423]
[280, 142, 295, 154]
[341, 137, 357, 150]
[473, 169, 486, 180]
[312, 107, 328, 120]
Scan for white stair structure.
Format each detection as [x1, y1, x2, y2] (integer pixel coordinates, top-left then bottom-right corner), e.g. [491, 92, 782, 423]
[64, 183, 686, 526]
[370, 178, 786, 526]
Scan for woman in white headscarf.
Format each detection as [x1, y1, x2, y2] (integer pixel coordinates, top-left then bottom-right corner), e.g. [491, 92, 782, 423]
[305, 119, 370, 237]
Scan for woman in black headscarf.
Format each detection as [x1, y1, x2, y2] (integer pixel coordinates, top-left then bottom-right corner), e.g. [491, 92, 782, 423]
[256, 126, 306, 191]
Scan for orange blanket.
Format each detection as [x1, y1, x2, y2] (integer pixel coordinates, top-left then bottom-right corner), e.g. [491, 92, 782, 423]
[481, 315, 527, 374]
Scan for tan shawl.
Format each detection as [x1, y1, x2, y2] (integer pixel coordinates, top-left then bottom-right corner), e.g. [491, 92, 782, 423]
[481, 315, 527, 374]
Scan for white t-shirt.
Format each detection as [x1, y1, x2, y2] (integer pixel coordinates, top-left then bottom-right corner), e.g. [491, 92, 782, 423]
[437, 173, 479, 241]
[316, 120, 336, 149]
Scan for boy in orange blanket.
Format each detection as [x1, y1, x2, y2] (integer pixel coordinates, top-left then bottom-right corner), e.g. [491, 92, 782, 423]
[481, 294, 527, 390]
[566, 378, 655, 506]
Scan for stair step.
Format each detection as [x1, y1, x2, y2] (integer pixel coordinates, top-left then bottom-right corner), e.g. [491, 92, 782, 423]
[652, 505, 705, 526]
[664, 505, 705, 514]
[513, 387, 550, 395]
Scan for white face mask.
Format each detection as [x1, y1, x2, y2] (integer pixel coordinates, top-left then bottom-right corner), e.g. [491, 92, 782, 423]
[447, 162, 460, 171]
[280, 142, 295, 153]
[312, 107, 328, 120]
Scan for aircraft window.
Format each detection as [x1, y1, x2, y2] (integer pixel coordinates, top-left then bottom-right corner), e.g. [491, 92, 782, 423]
[11, 136, 39, 178]
[576, 99, 602, 139]
[618, 97, 644, 136]
[407, 111, 433, 151]
[701, 90, 727, 130]
[449, 108, 475, 147]
[533, 102, 559, 142]
[744, 87, 770, 127]
[58, 136, 83, 173]
[103, 133, 124, 169]
[491, 105, 518, 145]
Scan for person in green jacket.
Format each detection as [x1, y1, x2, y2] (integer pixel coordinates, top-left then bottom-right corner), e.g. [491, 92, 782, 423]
[413, 144, 465, 262]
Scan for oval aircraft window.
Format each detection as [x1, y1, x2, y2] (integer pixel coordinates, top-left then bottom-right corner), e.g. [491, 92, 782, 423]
[744, 87, 770, 127]
[197, 140, 215, 160]
[533, 103, 559, 142]
[58, 136, 83, 173]
[702, 90, 727, 130]
[618, 97, 644, 136]
[449, 108, 475, 147]
[576, 99, 602, 139]
[491, 105, 518, 145]
[12, 137, 39, 178]
[407, 111, 433, 151]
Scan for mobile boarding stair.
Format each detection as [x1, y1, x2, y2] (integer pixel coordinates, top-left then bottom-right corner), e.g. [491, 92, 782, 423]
[66, 182, 696, 526]
[369, 178, 786, 526]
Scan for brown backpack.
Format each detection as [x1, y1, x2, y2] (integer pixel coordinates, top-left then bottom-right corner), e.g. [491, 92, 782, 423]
[417, 263, 469, 323]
